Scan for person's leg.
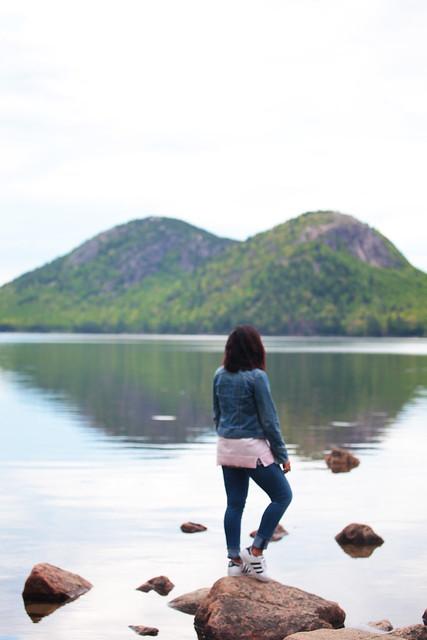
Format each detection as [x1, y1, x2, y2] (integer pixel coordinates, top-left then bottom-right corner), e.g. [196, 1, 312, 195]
[248, 463, 292, 553]
[222, 466, 250, 560]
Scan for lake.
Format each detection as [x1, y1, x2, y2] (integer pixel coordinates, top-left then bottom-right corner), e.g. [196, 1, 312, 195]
[1, 334, 426, 640]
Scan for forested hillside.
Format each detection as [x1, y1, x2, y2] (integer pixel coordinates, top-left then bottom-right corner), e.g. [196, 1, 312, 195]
[1, 211, 426, 335]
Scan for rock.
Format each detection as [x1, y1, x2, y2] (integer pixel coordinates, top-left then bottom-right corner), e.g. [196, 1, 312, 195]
[194, 576, 345, 640]
[137, 575, 174, 596]
[287, 627, 427, 640]
[129, 625, 159, 636]
[391, 625, 427, 640]
[368, 620, 393, 631]
[250, 523, 288, 541]
[325, 448, 360, 473]
[423, 610, 427, 626]
[287, 630, 373, 640]
[335, 523, 384, 547]
[168, 588, 210, 614]
[181, 522, 207, 533]
[22, 563, 93, 603]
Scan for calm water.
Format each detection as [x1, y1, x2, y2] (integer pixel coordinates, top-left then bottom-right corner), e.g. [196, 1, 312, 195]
[0, 334, 427, 640]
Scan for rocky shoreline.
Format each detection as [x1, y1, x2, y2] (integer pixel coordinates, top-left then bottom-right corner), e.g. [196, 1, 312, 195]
[19, 449, 426, 638]
[21, 563, 426, 639]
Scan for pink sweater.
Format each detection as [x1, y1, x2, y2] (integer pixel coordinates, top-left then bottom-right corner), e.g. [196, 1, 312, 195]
[216, 437, 275, 468]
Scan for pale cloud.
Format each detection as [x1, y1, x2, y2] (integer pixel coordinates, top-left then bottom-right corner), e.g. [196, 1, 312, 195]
[1, 0, 427, 286]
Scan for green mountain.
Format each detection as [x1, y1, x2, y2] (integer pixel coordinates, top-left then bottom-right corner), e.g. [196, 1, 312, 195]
[1, 211, 426, 335]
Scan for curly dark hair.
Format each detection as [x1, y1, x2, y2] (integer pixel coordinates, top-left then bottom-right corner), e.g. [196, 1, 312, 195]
[223, 325, 266, 373]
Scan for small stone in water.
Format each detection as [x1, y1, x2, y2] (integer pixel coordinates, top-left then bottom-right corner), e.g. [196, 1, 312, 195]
[250, 523, 288, 541]
[368, 619, 393, 631]
[137, 575, 174, 596]
[129, 625, 159, 636]
[180, 522, 207, 533]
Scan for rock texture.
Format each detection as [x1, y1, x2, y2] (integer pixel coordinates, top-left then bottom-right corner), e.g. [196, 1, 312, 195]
[335, 524, 384, 547]
[422, 610, 427, 626]
[168, 588, 210, 615]
[194, 577, 345, 640]
[129, 625, 159, 636]
[325, 448, 360, 473]
[22, 563, 93, 603]
[250, 523, 288, 541]
[137, 575, 174, 596]
[181, 522, 207, 533]
[295, 212, 405, 269]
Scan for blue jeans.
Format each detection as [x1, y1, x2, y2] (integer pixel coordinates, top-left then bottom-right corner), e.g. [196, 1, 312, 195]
[222, 463, 293, 558]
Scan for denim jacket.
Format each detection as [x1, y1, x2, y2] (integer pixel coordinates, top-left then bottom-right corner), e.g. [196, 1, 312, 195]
[213, 366, 289, 463]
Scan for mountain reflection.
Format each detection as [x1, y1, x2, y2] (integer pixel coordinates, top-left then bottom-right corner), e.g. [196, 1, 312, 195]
[0, 340, 426, 458]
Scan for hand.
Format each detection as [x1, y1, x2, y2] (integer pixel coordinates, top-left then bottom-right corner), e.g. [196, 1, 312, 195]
[282, 460, 291, 474]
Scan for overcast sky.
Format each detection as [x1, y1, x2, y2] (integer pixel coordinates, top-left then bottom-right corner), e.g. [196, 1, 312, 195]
[1, 0, 426, 286]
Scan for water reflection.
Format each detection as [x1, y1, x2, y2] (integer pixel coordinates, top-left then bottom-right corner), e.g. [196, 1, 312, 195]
[0, 340, 426, 458]
[24, 600, 66, 623]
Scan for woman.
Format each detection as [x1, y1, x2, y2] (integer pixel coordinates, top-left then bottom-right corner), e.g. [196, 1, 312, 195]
[213, 325, 292, 581]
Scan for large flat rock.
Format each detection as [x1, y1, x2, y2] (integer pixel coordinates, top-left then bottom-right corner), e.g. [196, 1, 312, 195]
[194, 577, 346, 640]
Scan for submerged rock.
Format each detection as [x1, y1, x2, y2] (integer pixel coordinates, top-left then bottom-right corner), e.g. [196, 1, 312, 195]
[325, 448, 360, 473]
[168, 587, 210, 614]
[368, 620, 393, 631]
[250, 523, 288, 541]
[336, 544, 380, 559]
[22, 563, 92, 603]
[129, 625, 159, 636]
[181, 522, 207, 533]
[24, 600, 65, 623]
[392, 625, 427, 640]
[137, 575, 174, 596]
[335, 523, 384, 547]
[194, 576, 345, 640]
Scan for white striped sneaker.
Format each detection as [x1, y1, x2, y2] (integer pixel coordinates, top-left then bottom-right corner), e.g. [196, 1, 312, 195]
[239, 546, 271, 582]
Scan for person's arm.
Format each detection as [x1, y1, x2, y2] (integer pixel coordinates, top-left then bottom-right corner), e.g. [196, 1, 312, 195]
[253, 370, 289, 464]
[213, 375, 220, 430]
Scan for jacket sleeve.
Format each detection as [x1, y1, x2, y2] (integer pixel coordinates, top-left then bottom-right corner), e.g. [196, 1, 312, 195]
[253, 370, 289, 463]
[213, 375, 220, 430]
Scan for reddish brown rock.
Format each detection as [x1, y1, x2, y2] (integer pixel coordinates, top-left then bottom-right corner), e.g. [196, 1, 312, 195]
[168, 587, 210, 614]
[325, 448, 360, 473]
[22, 563, 93, 603]
[194, 576, 345, 640]
[129, 625, 159, 636]
[137, 575, 174, 596]
[181, 522, 207, 533]
[250, 523, 288, 542]
[335, 523, 384, 548]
